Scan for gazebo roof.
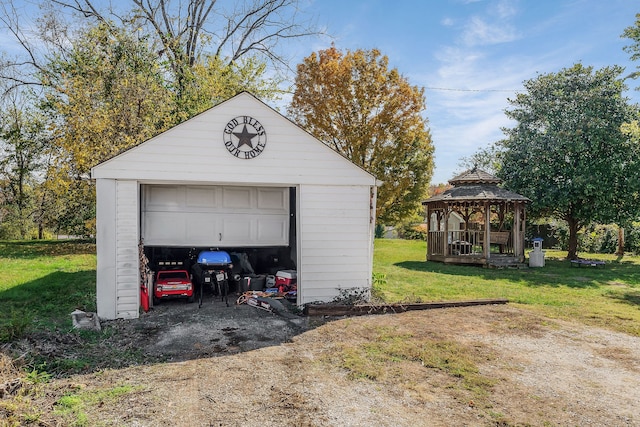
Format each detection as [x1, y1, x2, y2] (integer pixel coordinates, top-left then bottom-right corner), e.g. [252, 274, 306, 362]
[423, 167, 530, 205]
[448, 168, 502, 186]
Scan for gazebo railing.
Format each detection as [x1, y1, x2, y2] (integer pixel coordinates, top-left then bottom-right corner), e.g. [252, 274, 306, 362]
[428, 231, 447, 255]
[428, 230, 515, 256]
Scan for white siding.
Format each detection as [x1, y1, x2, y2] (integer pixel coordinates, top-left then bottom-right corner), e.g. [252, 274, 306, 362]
[298, 185, 374, 304]
[96, 179, 117, 319]
[115, 181, 139, 319]
[96, 179, 139, 320]
[91, 93, 376, 188]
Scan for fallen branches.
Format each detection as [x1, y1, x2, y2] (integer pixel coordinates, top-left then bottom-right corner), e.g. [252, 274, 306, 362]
[303, 298, 509, 317]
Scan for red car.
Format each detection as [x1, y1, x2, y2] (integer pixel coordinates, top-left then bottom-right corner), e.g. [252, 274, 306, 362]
[154, 269, 194, 304]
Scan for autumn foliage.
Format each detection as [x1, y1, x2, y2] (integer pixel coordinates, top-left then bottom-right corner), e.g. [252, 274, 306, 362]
[288, 46, 434, 224]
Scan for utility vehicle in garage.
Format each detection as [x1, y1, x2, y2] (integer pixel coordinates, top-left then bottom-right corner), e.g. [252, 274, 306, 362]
[153, 267, 194, 304]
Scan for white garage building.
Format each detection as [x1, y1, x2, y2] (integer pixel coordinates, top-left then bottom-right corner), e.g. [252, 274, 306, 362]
[91, 92, 379, 320]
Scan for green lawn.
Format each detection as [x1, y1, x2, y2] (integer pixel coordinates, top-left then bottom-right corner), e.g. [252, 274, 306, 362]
[373, 239, 640, 336]
[1, 239, 640, 343]
[0, 240, 97, 342]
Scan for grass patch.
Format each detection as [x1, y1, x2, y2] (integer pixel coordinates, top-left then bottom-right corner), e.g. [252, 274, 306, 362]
[337, 323, 496, 401]
[373, 239, 640, 336]
[0, 240, 96, 342]
[53, 385, 139, 427]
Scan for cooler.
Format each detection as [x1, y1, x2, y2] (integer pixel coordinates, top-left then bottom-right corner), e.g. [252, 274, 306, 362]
[275, 270, 297, 292]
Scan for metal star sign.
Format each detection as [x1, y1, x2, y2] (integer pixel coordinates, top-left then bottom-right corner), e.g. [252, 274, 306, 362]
[223, 116, 267, 159]
[233, 124, 257, 148]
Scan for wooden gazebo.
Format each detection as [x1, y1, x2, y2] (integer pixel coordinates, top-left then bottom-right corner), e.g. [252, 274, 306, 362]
[422, 168, 530, 267]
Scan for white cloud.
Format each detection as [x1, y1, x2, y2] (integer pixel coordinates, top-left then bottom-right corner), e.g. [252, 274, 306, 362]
[461, 16, 519, 46]
[441, 17, 455, 27]
[493, 0, 518, 19]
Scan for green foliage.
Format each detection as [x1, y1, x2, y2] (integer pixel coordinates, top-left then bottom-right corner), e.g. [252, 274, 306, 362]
[25, 368, 52, 385]
[622, 13, 640, 82]
[532, 221, 628, 254]
[459, 144, 502, 176]
[54, 384, 138, 425]
[372, 272, 387, 287]
[288, 46, 434, 224]
[625, 223, 640, 254]
[0, 103, 50, 239]
[580, 224, 619, 254]
[38, 23, 173, 237]
[398, 223, 428, 240]
[498, 63, 640, 259]
[54, 394, 88, 426]
[177, 55, 281, 122]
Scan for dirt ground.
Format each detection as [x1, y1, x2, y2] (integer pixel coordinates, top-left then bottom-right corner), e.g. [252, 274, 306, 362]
[3, 298, 640, 426]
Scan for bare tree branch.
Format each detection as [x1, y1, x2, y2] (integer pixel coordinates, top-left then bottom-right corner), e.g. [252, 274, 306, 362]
[0, 1, 46, 91]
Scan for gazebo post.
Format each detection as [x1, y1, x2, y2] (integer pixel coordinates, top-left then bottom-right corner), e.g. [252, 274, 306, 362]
[483, 202, 491, 260]
[444, 208, 450, 256]
[513, 203, 521, 259]
[426, 205, 433, 260]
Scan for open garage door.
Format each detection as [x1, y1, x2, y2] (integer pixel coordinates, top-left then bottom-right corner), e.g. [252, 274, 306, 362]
[141, 185, 289, 247]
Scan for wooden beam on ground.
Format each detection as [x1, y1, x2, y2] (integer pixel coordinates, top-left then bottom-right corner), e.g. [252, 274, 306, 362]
[304, 298, 509, 317]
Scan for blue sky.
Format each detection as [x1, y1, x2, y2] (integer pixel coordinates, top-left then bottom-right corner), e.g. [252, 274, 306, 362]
[1, 0, 638, 185]
[293, 0, 640, 184]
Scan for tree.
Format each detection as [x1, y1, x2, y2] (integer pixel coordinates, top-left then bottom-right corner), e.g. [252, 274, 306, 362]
[0, 93, 49, 239]
[288, 46, 434, 224]
[14, 0, 317, 117]
[498, 63, 639, 259]
[459, 144, 502, 177]
[0, 1, 302, 238]
[34, 22, 174, 236]
[170, 54, 282, 123]
[622, 13, 640, 81]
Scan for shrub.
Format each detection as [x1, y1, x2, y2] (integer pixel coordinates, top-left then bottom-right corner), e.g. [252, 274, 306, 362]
[580, 224, 618, 254]
[398, 223, 427, 240]
[527, 221, 635, 254]
[624, 222, 640, 255]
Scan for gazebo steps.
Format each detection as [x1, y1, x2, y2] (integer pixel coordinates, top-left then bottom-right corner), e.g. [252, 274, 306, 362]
[486, 257, 527, 269]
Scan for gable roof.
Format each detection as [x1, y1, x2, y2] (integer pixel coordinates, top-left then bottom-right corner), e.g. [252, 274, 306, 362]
[92, 92, 377, 186]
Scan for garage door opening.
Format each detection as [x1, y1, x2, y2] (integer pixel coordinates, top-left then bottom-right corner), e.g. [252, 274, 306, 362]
[140, 184, 297, 307]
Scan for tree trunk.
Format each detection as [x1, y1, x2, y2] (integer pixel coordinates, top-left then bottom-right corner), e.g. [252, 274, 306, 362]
[616, 226, 625, 256]
[566, 217, 579, 260]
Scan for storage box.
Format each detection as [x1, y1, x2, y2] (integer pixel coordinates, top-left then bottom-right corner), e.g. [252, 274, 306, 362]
[243, 274, 266, 291]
